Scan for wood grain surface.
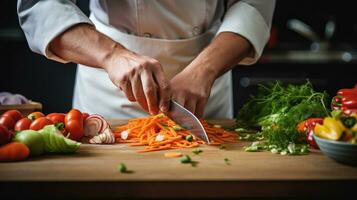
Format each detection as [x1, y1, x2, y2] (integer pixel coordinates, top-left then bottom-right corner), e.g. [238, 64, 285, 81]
[0, 119, 356, 198]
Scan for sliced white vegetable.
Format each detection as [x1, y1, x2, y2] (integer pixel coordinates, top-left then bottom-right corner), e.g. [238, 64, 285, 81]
[121, 130, 129, 140]
[155, 134, 165, 142]
[89, 127, 115, 144]
[88, 114, 109, 133]
[84, 117, 103, 137]
[85, 114, 115, 144]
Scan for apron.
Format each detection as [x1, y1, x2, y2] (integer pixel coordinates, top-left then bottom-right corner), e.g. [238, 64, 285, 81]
[72, 14, 233, 119]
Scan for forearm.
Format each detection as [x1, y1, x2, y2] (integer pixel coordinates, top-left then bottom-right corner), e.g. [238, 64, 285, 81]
[49, 23, 170, 114]
[48, 23, 125, 69]
[185, 32, 252, 82]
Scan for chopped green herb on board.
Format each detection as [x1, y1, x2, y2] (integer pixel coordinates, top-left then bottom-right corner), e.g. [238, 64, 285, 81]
[117, 163, 133, 173]
[224, 158, 231, 165]
[185, 135, 193, 142]
[117, 163, 127, 173]
[180, 155, 192, 163]
[180, 155, 198, 167]
[192, 149, 203, 155]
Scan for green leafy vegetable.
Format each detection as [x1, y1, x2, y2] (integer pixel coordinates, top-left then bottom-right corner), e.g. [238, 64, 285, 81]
[237, 81, 329, 155]
[39, 125, 80, 153]
[14, 130, 45, 157]
[192, 149, 203, 155]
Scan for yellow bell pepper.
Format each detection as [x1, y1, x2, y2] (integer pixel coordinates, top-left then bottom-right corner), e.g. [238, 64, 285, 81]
[351, 123, 357, 132]
[314, 117, 346, 140]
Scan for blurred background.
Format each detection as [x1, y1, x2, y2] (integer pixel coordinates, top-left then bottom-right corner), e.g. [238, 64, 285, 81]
[1, 0, 356, 116]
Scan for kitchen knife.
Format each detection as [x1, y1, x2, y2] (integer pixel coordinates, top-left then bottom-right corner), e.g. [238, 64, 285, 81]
[167, 100, 210, 144]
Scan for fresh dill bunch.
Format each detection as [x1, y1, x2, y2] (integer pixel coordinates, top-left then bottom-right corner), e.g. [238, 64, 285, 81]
[236, 80, 330, 153]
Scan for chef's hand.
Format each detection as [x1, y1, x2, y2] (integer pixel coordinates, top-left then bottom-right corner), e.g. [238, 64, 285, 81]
[103, 48, 171, 115]
[170, 65, 215, 119]
[48, 24, 171, 114]
[171, 32, 252, 118]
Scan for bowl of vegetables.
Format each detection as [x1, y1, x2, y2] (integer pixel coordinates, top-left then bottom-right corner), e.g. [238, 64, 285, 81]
[313, 114, 357, 166]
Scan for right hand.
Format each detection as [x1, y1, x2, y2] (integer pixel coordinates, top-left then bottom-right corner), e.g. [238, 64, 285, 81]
[103, 48, 171, 115]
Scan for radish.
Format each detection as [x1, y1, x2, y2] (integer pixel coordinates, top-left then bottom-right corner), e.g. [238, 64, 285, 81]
[89, 127, 115, 144]
[84, 114, 115, 144]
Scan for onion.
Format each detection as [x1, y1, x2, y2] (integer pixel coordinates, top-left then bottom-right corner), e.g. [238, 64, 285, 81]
[84, 114, 115, 144]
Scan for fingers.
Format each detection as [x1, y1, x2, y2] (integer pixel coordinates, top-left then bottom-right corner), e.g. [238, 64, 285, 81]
[108, 52, 171, 115]
[131, 73, 149, 112]
[122, 81, 136, 102]
[195, 99, 206, 119]
[184, 100, 197, 117]
[141, 70, 159, 115]
[173, 95, 205, 119]
[172, 93, 185, 108]
[152, 62, 171, 113]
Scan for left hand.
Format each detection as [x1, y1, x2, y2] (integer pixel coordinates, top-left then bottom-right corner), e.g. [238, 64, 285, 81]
[170, 65, 216, 118]
[171, 32, 252, 118]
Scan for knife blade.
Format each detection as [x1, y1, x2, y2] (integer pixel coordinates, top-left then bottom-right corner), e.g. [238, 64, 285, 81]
[167, 100, 210, 144]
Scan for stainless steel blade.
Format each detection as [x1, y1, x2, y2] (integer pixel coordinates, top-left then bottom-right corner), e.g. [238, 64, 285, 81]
[167, 100, 210, 144]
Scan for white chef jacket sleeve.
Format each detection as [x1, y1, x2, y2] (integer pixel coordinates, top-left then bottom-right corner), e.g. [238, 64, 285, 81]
[216, 0, 276, 65]
[17, 0, 93, 63]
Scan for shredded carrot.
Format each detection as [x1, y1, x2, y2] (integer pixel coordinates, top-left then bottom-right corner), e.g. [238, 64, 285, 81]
[164, 152, 183, 158]
[114, 114, 238, 153]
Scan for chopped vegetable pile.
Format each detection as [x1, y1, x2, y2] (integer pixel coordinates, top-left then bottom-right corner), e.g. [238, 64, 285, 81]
[0, 109, 94, 162]
[236, 81, 329, 155]
[114, 114, 237, 153]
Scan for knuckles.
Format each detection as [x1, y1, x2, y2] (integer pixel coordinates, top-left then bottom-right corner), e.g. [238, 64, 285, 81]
[144, 85, 158, 96]
[159, 83, 170, 93]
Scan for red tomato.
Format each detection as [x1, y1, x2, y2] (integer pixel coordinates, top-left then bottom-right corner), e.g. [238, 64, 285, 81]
[2, 110, 23, 122]
[46, 113, 65, 124]
[0, 124, 13, 145]
[29, 117, 54, 131]
[14, 118, 32, 131]
[0, 116, 16, 130]
[27, 111, 45, 121]
[65, 109, 84, 141]
[82, 112, 90, 121]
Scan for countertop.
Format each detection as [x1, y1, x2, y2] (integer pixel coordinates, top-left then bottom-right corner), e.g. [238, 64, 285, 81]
[0, 119, 356, 199]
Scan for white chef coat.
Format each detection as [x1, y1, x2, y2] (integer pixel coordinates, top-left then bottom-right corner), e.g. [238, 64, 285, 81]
[17, 0, 275, 119]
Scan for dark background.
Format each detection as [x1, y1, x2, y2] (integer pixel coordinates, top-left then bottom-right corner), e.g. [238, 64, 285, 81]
[1, 0, 356, 116]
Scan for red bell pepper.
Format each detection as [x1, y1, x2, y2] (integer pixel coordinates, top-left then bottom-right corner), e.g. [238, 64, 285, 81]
[331, 85, 357, 115]
[297, 118, 323, 149]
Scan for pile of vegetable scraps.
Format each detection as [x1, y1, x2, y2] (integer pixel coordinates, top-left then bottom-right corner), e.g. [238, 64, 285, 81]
[236, 81, 329, 155]
[114, 114, 237, 153]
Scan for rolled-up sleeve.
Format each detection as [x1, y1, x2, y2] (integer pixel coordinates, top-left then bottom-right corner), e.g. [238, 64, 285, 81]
[216, 0, 276, 65]
[17, 0, 93, 63]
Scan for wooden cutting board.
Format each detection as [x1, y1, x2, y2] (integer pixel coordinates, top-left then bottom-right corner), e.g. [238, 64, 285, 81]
[0, 119, 356, 198]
